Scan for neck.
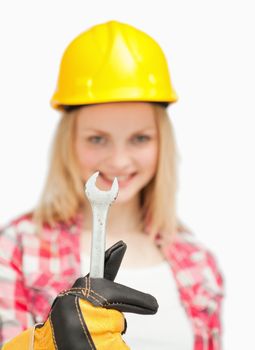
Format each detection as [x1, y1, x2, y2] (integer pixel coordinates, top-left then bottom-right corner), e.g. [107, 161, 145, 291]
[83, 195, 143, 237]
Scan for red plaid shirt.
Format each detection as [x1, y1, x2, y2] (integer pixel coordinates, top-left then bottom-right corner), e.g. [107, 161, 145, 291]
[0, 214, 224, 349]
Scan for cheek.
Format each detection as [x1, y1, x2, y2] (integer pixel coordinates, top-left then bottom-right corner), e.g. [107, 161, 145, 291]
[136, 144, 158, 172]
[75, 143, 103, 171]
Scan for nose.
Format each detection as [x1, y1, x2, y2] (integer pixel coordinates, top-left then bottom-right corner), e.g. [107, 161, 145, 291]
[108, 145, 132, 171]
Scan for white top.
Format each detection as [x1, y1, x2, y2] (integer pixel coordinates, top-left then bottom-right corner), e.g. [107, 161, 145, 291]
[80, 255, 194, 350]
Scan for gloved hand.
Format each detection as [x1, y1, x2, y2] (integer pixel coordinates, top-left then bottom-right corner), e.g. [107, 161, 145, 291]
[3, 241, 158, 349]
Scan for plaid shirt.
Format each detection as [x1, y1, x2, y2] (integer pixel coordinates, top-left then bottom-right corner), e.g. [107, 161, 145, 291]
[0, 213, 224, 349]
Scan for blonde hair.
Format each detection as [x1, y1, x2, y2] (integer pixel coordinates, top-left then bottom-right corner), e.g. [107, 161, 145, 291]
[34, 104, 188, 245]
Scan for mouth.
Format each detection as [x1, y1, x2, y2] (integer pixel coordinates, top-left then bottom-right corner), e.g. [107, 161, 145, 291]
[99, 172, 136, 188]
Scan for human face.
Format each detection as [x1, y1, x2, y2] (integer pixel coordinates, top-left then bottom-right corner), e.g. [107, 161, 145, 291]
[75, 102, 158, 204]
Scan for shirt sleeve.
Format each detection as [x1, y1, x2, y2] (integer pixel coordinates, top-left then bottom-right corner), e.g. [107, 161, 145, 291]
[0, 223, 33, 346]
[165, 231, 225, 350]
[206, 249, 224, 350]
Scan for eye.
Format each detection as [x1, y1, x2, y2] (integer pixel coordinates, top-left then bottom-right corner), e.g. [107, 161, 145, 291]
[131, 135, 151, 144]
[87, 136, 106, 144]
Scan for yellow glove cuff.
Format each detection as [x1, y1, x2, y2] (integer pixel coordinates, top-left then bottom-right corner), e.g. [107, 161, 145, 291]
[2, 328, 33, 350]
[33, 319, 56, 350]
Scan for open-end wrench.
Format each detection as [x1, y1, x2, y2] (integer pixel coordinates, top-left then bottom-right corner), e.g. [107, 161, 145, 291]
[85, 171, 119, 278]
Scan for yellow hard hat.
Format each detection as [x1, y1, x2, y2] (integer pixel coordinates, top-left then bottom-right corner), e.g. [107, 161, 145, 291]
[51, 20, 178, 110]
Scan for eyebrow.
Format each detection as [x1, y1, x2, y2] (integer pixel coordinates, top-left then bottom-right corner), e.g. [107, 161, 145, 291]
[81, 127, 156, 134]
[80, 128, 108, 134]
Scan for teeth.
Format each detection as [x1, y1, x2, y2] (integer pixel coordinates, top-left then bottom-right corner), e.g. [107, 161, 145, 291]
[118, 176, 130, 181]
[102, 174, 132, 181]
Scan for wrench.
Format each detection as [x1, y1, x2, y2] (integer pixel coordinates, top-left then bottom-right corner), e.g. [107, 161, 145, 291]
[85, 171, 119, 278]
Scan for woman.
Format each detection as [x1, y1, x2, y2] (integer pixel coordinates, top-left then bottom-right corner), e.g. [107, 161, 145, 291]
[0, 20, 224, 349]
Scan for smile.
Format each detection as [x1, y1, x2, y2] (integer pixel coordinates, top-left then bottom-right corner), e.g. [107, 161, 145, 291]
[99, 172, 136, 187]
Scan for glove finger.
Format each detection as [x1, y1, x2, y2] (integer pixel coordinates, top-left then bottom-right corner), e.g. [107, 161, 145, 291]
[103, 240, 127, 281]
[70, 278, 159, 315]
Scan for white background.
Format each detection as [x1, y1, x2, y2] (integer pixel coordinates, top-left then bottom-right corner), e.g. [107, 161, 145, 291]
[0, 1, 254, 349]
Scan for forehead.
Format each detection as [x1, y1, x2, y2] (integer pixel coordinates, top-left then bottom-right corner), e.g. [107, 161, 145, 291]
[75, 102, 156, 132]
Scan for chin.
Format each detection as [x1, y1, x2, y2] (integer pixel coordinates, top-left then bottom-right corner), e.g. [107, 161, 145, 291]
[113, 184, 143, 204]
[114, 191, 136, 204]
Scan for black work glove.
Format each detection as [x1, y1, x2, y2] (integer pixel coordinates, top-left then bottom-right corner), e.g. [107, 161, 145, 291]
[35, 240, 158, 349]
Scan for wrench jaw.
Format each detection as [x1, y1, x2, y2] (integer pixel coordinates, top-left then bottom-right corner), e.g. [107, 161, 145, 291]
[110, 177, 119, 203]
[85, 171, 119, 205]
